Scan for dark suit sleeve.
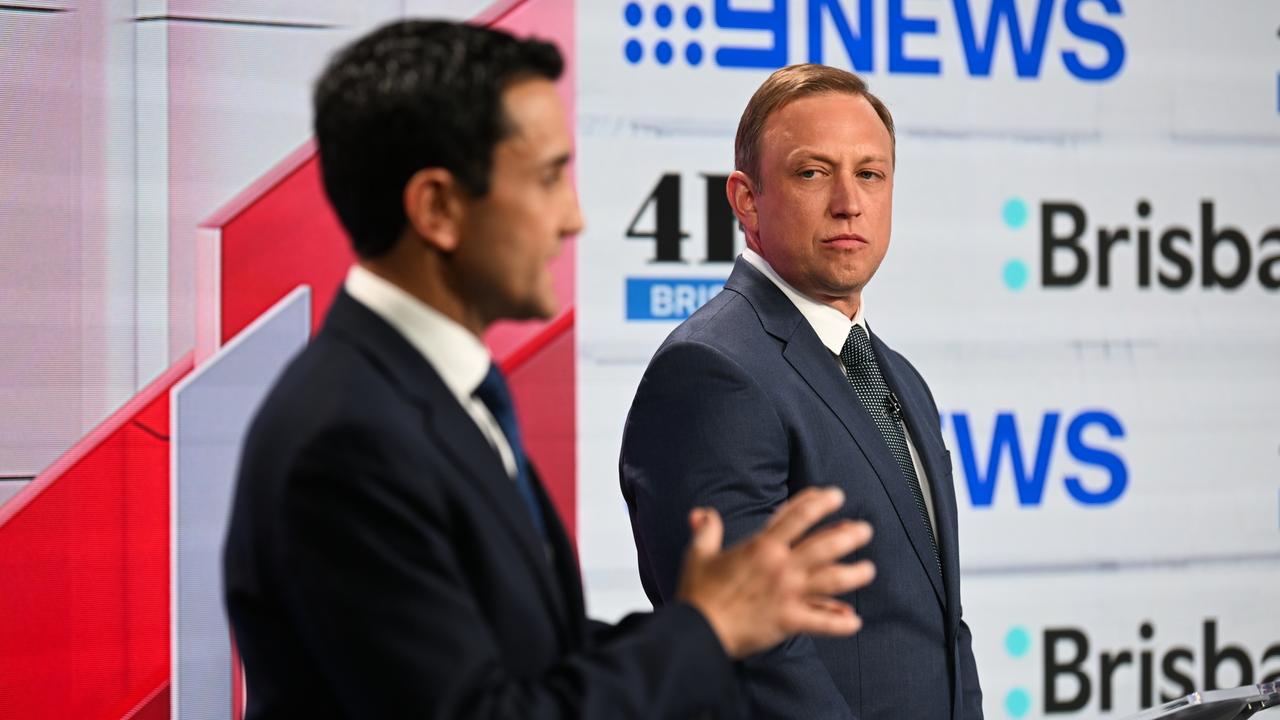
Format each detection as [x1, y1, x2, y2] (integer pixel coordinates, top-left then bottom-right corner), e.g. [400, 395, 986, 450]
[621, 340, 857, 719]
[271, 427, 741, 719]
[958, 610, 984, 718]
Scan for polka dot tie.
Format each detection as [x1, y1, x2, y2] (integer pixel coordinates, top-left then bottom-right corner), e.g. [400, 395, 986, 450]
[839, 325, 941, 577]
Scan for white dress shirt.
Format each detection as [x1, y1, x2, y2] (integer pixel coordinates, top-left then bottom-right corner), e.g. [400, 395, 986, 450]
[741, 248, 938, 539]
[344, 264, 518, 480]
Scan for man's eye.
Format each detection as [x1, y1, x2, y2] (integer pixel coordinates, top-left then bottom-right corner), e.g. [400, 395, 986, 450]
[798, 169, 818, 179]
[858, 170, 881, 181]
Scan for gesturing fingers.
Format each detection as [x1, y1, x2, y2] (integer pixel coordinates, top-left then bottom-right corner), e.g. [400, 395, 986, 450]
[687, 507, 725, 559]
[792, 520, 873, 568]
[805, 559, 876, 596]
[782, 597, 862, 637]
[761, 486, 846, 544]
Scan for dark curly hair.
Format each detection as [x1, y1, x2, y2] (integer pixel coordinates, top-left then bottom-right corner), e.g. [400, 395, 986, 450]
[313, 20, 563, 258]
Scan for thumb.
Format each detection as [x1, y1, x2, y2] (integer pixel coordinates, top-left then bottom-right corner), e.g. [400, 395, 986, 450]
[688, 507, 724, 558]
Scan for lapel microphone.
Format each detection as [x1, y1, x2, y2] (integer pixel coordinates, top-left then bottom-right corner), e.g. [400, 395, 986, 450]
[886, 392, 904, 421]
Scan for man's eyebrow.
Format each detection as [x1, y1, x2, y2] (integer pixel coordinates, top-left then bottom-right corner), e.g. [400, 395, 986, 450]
[788, 149, 838, 165]
[788, 149, 890, 165]
[544, 151, 572, 169]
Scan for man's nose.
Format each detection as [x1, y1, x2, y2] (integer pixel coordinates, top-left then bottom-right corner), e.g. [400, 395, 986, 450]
[829, 174, 862, 219]
[563, 191, 585, 237]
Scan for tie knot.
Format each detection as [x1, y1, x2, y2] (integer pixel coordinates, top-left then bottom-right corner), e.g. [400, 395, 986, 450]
[473, 363, 512, 417]
[840, 324, 875, 368]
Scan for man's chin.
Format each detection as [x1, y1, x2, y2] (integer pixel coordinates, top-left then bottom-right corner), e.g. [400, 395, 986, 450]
[504, 296, 560, 324]
[538, 296, 562, 319]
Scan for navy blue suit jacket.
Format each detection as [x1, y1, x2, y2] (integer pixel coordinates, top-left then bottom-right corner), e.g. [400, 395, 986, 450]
[621, 259, 983, 719]
[223, 289, 744, 719]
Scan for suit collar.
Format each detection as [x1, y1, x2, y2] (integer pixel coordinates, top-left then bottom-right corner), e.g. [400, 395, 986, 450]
[322, 288, 443, 406]
[725, 259, 946, 607]
[343, 264, 491, 405]
[739, 249, 869, 355]
[321, 289, 575, 633]
[723, 259, 806, 344]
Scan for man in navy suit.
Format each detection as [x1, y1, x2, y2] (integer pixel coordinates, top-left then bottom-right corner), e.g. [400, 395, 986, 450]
[621, 65, 984, 719]
[223, 22, 878, 719]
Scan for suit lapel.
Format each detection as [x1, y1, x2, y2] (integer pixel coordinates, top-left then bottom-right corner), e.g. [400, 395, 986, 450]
[874, 338, 962, 627]
[725, 261, 945, 607]
[425, 398, 573, 634]
[323, 289, 572, 636]
[530, 465, 588, 647]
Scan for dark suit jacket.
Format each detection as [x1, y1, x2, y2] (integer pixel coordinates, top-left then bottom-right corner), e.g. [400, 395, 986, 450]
[223, 289, 743, 719]
[620, 259, 983, 720]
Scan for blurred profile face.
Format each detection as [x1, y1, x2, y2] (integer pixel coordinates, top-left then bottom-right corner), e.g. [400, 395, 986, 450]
[731, 92, 894, 318]
[453, 78, 582, 325]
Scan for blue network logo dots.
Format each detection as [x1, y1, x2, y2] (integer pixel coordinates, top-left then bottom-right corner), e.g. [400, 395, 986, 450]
[686, 41, 704, 66]
[1005, 626, 1032, 718]
[655, 40, 673, 65]
[625, 39, 643, 64]
[1002, 197, 1031, 291]
[623, 3, 705, 67]
[654, 3, 673, 27]
[685, 4, 703, 29]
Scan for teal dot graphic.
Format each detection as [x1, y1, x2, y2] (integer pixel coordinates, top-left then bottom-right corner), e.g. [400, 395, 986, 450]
[1003, 259, 1029, 291]
[1006, 688, 1031, 718]
[1005, 627, 1030, 658]
[1003, 198, 1028, 229]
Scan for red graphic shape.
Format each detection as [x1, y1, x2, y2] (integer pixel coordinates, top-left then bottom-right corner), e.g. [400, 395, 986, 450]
[0, 3, 576, 718]
[0, 358, 192, 720]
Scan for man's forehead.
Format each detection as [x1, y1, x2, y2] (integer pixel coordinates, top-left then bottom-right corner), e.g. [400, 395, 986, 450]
[757, 95, 890, 159]
[499, 80, 570, 153]
[762, 93, 888, 147]
[501, 79, 563, 127]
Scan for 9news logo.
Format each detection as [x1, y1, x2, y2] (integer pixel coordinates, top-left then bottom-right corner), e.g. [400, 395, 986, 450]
[620, 0, 1126, 81]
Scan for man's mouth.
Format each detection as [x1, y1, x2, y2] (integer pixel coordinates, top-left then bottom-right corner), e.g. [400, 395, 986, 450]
[822, 233, 869, 249]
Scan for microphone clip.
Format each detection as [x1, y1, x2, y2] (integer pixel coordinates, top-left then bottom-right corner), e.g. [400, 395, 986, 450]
[886, 392, 904, 421]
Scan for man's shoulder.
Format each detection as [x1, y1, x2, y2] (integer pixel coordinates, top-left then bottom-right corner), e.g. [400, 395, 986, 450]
[660, 286, 767, 353]
[244, 332, 416, 461]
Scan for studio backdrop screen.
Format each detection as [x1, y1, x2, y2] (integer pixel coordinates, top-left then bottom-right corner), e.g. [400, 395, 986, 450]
[0, 1, 1276, 719]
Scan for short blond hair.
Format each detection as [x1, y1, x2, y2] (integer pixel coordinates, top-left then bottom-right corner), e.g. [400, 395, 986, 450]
[734, 64, 895, 190]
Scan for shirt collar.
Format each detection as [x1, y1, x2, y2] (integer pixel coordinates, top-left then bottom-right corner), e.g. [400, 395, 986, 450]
[344, 264, 492, 402]
[741, 247, 868, 355]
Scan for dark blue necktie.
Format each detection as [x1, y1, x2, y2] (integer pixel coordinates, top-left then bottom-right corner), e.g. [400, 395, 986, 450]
[473, 363, 547, 541]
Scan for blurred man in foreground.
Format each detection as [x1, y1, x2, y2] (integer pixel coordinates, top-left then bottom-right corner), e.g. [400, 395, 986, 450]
[223, 21, 875, 719]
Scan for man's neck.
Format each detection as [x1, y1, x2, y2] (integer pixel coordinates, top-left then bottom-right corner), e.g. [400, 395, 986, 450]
[742, 245, 863, 320]
[360, 256, 488, 339]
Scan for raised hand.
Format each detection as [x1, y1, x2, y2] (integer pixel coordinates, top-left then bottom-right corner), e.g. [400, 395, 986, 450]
[675, 486, 875, 659]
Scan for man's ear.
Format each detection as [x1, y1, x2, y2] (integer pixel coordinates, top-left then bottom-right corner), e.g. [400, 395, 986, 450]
[726, 170, 760, 239]
[403, 167, 465, 252]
